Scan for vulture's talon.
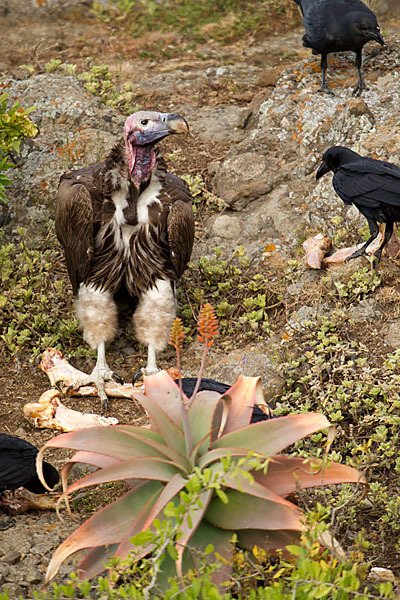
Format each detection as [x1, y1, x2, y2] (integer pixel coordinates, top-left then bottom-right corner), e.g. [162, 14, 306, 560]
[132, 370, 143, 384]
[112, 372, 124, 385]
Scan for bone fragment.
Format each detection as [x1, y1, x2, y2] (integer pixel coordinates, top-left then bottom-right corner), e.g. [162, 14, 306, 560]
[23, 389, 118, 431]
[0, 487, 60, 514]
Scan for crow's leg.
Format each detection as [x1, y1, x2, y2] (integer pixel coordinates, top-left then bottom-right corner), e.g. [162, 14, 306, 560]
[133, 278, 176, 376]
[353, 49, 368, 96]
[372, 221, 394, 262]
[346, 219, 379, 262]
[73, 284, 119, 408]
[318, 53, 334, 94]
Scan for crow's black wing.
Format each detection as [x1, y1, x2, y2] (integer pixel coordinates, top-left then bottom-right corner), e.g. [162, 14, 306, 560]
[333, 159, 400, 208]
[0, 436, 38, 492]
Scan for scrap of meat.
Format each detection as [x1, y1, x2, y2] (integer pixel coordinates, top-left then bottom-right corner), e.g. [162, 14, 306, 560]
[303, 234, 332, 268]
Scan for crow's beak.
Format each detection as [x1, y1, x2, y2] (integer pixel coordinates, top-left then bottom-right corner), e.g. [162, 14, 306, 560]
[316, 159, 330, 180]
[371, 30, 385, 46]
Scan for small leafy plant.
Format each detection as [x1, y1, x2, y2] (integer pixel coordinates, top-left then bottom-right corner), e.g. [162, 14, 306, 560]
[0, 92, 38, 202]
[0, 228, 84, 358]
[179, 247, 284, 341]
[39, 304, 365, 585]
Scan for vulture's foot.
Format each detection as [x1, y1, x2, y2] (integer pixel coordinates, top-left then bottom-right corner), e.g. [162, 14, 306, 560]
[71, 367, 122, 409]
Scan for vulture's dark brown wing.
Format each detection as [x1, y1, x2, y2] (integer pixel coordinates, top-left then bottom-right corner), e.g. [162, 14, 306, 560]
[55, 174, 94, 296]
[163, 173, 195, 277]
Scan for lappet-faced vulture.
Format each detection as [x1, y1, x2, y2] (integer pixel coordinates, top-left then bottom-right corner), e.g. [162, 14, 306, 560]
[55, 111, 194, 407]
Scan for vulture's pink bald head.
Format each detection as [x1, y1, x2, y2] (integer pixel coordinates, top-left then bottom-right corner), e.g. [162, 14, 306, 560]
[123, 110, 189, 184]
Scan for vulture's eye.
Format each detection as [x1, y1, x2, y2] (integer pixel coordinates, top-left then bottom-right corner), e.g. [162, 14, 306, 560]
[141, 119, 149, 125]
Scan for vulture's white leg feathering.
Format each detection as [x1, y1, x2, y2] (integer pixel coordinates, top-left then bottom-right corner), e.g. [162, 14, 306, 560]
[74, 285, 118, 406]
[133, 278, 176, 375]
[55, 110, 194, 408]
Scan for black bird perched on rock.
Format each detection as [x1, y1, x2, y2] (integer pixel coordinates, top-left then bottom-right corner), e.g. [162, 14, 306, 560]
[316, 145, 400, 262]
[176, 377, 275, 422]
[55, 111, 195, 407]
[293, 0, 384, 95]
[0, 434, 59, 529]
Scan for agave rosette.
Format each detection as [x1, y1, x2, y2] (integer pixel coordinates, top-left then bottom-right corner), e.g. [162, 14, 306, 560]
[39, 372, 366, 583]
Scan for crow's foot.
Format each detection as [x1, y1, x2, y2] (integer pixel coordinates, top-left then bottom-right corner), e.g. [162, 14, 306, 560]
[352, 83, 368, 97]
[0, 516, 15, 531]
[318, 84, 335, 95]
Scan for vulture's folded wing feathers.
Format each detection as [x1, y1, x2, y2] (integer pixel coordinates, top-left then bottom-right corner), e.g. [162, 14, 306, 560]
[158, 172, 194, 278]
[55, 175, 94, 295]
[168, 200, 195, 278]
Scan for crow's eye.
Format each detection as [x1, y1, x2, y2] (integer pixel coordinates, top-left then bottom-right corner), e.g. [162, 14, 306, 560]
[141, 119, 149, 125]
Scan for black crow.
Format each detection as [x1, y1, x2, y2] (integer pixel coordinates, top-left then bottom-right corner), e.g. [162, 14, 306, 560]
[176, 377, 275, 422]
[316, 145, 400, 262]
[293, 0, 384, 95]
[0, 434, 59, 529]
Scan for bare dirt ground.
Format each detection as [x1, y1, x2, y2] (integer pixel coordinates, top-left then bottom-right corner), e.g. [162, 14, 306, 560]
[2, 4, 400, 597]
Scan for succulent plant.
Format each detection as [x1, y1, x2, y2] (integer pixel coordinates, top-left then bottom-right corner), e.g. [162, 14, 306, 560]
[39, 306, 366, 584]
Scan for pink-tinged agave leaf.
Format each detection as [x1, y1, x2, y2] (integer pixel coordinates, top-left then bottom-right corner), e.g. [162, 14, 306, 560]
[116, 473, 187, 560]
[133, 390, 186, 455]
[38, 426, 165, 465]
[205, 488, 302, 531]
[197, 447, 251, 469]
[222, 376, 264, 434]
[68, 451, 121, 470]
[45, 481, 162, 582]
[143, 371, 185, 427]
[253, 456, 367, 497]
[63, 457, 182, 497]
[59, 451, 122, 511]
[113, 427, 189, 470]
[237, 528, 301, 552]
[77, 544, 118, 581]
[212, 413, 332, 456]
[176, 488, 214, 579]
[188, 391, 225, 455]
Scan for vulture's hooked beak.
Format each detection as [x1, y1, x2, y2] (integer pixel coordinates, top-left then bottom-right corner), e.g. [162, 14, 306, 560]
[131, 113, 189, 146]
[316, 159, 331, 180]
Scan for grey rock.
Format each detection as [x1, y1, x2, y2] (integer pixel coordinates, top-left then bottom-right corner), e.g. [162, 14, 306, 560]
[384, 320, 400, 349]
[1, 550, 21, 565]
[204, 347, 283, 402]
[0, 563, 10, 584]
[287, 305, 330, 333]
[212, 152, 273, 210]
[348, 298, 381, 321]
[211, 213, 242, 239]
[1, 583, 23, 598]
